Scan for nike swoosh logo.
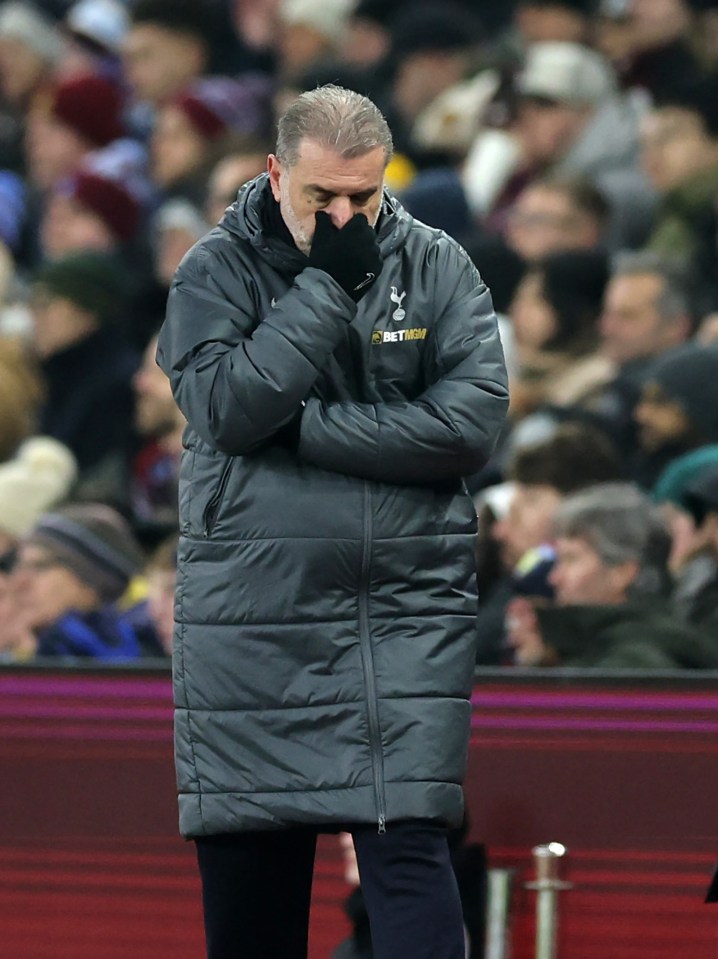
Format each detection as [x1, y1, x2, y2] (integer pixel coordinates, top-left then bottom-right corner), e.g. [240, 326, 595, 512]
[353, 272, 375, 291]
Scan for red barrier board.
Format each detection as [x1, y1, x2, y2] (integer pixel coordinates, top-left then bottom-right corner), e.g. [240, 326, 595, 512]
[0, 666, 717, 958]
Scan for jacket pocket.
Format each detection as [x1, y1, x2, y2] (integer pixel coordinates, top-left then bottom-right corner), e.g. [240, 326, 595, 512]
[202, 456, 234, 537]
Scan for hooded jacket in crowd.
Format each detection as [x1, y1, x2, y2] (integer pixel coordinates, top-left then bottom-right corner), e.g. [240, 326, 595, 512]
[157, 174, 509, 838]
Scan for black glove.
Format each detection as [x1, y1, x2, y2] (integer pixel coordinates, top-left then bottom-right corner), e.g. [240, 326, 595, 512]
[308, 211, 383, 302]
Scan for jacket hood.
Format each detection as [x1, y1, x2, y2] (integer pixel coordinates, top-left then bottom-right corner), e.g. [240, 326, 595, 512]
[219, 173, 413, 273]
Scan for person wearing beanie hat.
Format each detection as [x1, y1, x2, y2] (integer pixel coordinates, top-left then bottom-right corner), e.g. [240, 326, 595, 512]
[28, 250, 139, 480]
[0, 437, 77, 556]
[664, 462, 718, 635]
[151, 75, 272, 201]
[65, 0, 129, 57]
[25, 72, 125, 190]
[41, 169, 143, 259]
[5, 502, 145, 660]
[278, 0, 355, 75]
[633, 341, 718, 487]
[387, 1, 485, 147]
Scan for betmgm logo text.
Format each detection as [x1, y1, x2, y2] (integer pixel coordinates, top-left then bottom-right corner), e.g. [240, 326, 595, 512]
[372, 328, 427, 344]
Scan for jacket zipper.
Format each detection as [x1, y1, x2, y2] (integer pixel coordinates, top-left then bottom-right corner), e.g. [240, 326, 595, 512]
[203, 457, 234, 537]
[358, 482, 387, 834]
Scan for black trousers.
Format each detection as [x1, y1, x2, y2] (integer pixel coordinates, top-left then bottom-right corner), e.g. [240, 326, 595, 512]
[195, 820, 466, 959]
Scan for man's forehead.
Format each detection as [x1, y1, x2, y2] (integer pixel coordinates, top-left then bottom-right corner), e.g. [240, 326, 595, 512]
[291, 139, 386, 174]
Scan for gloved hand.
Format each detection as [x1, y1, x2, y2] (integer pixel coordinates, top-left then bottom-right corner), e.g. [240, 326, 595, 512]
[308, 211, 383, 302]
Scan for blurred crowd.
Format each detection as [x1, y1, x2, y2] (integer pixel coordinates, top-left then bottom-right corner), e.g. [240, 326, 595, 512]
[2, 0, 718, 669]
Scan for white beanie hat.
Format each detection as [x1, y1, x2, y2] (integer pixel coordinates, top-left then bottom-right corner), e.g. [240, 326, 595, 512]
[280, 0, 356, 42]
[0, 437, 77, 539]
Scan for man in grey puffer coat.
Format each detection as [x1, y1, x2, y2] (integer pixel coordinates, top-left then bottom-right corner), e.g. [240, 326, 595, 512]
[157, 84, 508, 959]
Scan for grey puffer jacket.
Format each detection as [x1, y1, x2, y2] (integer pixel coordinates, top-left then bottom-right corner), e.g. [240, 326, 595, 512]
[157, 175, 508, 839]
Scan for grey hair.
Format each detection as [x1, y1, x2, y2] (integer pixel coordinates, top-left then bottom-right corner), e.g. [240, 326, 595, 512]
[275, 84, 394, 167]
[610, 249, 693, 322]
[553, 482, 672, 596]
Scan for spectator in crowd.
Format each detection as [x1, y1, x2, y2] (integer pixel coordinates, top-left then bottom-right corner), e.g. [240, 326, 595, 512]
[28, 251, 138, 490]
[653, 443, 718, 570]
[131, 332, 185, 540]
[204, 150, 268, 226]
[150, 75, 273, 205]
[505, 174, 610, 261]
[382, 2, 485, 164]
[122, 0, 252, 118]
[508, 248, 612, 419]
[594, 0, 704, 102]
[632, 340, 718, 486]
[477, 422, 623, 664]
[40, 165, 144, 262]
[462, 41, 655, 248]
[506, 482, 718, 669]
[653, 445, 718, 629]
[641, 71, 718, 268]
[142, 531, 178, 656]
[276, 0, 355, 82]
[579, 250, 694, 454]
[151, 199, 209, 291]
[675, 463, 718, 633]
[24, 71, 126, 192]
[512, 0, 594, 46]
[0, 335, 43, 461]
[1, 502, 146, 660]
[0, 1, 62, 172]
[60, 0, 130, 83]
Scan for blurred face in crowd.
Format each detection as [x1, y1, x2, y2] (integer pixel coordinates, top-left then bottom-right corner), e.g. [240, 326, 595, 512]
[133, 337, 181, 438]
[393, 50, 468, 123]
[659, 500, 708, 572]
[515, 3, 589, 43]
[146, 565, 176, 655]
[41, 192, 116, 260]
[11, 543, 99, 630]
[25, 110, 90, 190]
[268, 138, 385, 255]
[493, 482, 562, 568]
[151, 105, 208, 187]
[340, 16, 390, 66]
[122, 24, 207, 105]
[596, 0, 690, 62]
[277, 21, 335, 78]
[549, 535, 637, 605]
[506, 184, 601, 261]
[30, 288, 97, 359]
[509, 271, 558, 350]
[515, 97, 590, 166]
[633, 382, 693, 452]
[599, 271, 688, 365]
[641, 107, 718, 193]
[0, 36, 48, 105]
[206, 153, 267, 225]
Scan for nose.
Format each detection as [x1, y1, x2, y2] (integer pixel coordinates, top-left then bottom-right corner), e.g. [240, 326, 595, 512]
[326, 195, 353, 228]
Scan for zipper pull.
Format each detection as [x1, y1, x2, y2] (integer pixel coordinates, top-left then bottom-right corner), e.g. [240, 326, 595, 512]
[378, 815, 386, 835]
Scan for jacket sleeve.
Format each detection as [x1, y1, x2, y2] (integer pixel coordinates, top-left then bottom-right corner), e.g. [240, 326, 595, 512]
[297, 241, 509, 484]
[155, 242, 357, 454]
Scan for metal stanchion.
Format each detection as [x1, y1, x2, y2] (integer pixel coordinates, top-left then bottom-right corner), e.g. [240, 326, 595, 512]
[524, 843, 573, 959]
[484, 867, 515, 959]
